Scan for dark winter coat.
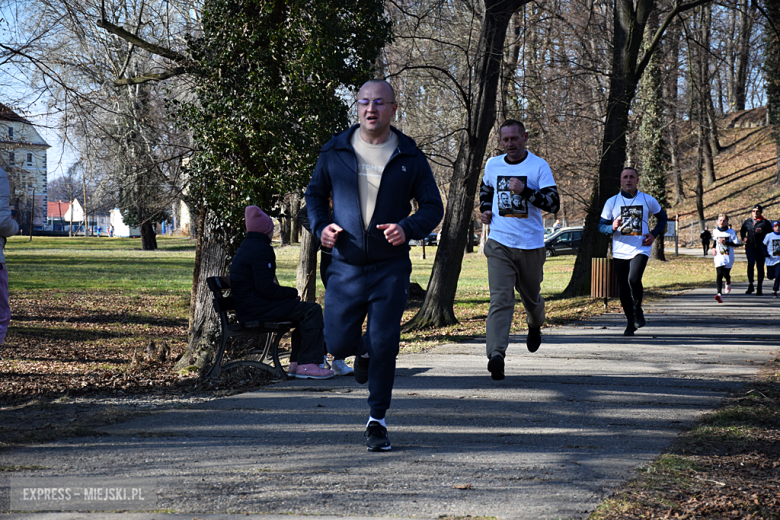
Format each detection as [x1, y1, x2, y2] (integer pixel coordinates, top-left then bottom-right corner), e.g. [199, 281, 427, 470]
[229, 232, 298, 323]
[740, 217, 773, 250]
[305, 125, 443, 266]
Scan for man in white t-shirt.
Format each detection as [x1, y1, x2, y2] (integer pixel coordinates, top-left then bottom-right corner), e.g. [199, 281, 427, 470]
[763, 220, 780, 297]
[478, 120, 560, 380]
[598, 167, 668, 336]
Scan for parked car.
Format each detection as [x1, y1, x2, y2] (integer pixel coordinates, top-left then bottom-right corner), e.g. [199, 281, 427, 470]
[410, 232, 439, 246]
[544, 226, 584, 257]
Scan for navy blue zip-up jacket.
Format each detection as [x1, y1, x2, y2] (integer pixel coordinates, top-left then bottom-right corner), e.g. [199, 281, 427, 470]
[305, 125, 444, 266]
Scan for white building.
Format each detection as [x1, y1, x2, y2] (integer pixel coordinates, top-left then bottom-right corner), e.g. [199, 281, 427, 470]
[109, 208, 140, 237]
[0, 103, 50, 229]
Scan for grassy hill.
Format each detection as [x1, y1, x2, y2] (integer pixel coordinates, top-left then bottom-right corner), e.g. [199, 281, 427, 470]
[668, 107, 780, 243]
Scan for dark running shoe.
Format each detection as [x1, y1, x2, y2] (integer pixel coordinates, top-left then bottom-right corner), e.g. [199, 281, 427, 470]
[365, 421, 391, 451]
[354, 355, 369, 385]
[745, 285, 754, 294]
[624, 323, 637, 336]
[487, 355, 505, 380]
[634, 305, 646, 329]
[527, 327, 542, 353]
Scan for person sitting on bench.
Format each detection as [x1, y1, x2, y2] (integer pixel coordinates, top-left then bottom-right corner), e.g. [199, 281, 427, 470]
[229, 205, 334, 379]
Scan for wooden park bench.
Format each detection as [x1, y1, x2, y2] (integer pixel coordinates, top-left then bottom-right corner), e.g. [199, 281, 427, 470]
[205, 276, 293, 381]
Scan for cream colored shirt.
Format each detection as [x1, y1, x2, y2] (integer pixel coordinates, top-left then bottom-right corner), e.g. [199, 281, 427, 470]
[352, 130, 399, 230]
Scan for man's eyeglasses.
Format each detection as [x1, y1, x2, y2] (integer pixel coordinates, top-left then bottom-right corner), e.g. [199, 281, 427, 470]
[357, 99, 395, 107]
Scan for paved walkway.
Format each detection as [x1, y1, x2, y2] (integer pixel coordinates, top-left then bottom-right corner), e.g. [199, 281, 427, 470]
[2, 284, 778, 520]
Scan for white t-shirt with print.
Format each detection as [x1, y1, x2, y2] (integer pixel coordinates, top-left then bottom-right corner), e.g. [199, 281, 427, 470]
[763, 232, 780, 267]
[482, 151, 556, 250]
[712, 228, 739, 268]
[600, 190, 662, 260]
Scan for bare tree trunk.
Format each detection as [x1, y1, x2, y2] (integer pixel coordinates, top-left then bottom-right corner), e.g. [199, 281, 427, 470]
[279, 215, 291, 245]
[140, 220, 158, 250]
[734, 0, 755, 111]
[666, 18, 685, 204]
[696, 138, 706, 229]
[296, 228, 319, 302]
[564, 0, 650, 296]
[726, 0, 737, 109]
[291, 194, 302, 244]
[478, 223, 489, 255]
[176, 210, 231, 372]
[501, 10, 522, 121]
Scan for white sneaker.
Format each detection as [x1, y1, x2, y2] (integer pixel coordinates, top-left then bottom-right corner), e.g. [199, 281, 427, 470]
[331, 358, 354, 376]
[725, 284, 732, 294]
[319, 355, 331, 370]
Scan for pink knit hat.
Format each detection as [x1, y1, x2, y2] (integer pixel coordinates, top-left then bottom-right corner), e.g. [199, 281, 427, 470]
[245, 206, 274, 237]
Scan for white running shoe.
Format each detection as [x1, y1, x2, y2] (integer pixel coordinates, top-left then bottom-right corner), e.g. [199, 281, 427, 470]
[331, 358, 354, 376]
[725, 284, 732, 294]
[319, 355, 331, 370]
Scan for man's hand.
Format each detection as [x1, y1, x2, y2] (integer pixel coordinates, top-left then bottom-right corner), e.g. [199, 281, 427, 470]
[507, 177, 525, 193]
[480, 210, 493, 225]
[642, 233, 655, 247]
[377, 223, 406, 246]
[612, 217, 622, 231]
[321, 223, 342, 248]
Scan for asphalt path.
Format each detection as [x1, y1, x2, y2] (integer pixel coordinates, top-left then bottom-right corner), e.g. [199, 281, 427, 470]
[2, 283, 777, 520]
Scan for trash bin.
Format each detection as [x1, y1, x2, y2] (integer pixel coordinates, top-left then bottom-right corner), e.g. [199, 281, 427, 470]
[591, 258, 619, 298]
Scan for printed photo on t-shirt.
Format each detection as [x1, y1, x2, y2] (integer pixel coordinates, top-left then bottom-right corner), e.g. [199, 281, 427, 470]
[772, 239, 780, 257]
[717, 237, 731, 256]
[619, 205, 643, 236]
[497, 175, 528, 218]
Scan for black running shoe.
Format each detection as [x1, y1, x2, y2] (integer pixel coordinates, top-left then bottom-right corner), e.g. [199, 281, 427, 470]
[634, 305, 646, 329]
[487, 355, 505, 380]
[624, 323, 637, 336]
[526, 327, 542, 353]
[354, 355, 369, 384]
[365, 421, 391, 451]
[745, 285, 754, 294]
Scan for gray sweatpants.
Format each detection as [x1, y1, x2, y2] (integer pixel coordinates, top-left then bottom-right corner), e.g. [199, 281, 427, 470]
[484, 239, 546, 359]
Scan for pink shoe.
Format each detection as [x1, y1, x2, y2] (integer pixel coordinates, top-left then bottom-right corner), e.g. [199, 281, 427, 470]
[287, 362, 297, 378]
[724, 284, 732, 294]
[295, 364, 335, 379]
[714, 294, 723, 303]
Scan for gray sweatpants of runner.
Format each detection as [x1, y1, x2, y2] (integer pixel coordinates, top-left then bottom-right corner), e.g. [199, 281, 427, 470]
[484, 239, 546, 359]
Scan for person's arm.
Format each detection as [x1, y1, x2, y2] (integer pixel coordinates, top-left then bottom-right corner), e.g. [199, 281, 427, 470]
[296, 205, 311, 234]
[740, 221, 748, 242]
[518, 185, 560, 214]
[598, 218, 614, 235]
[252, 256, 298, 300]
[479, 180, 493, 214]
[304, 152, 333, 240]
[397, 155, 444, 241]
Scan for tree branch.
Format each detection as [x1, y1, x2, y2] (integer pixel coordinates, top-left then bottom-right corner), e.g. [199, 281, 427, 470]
[636, 0, 712, 80]
[96, 18, 189, 64]
[114, 67, 188, 85]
